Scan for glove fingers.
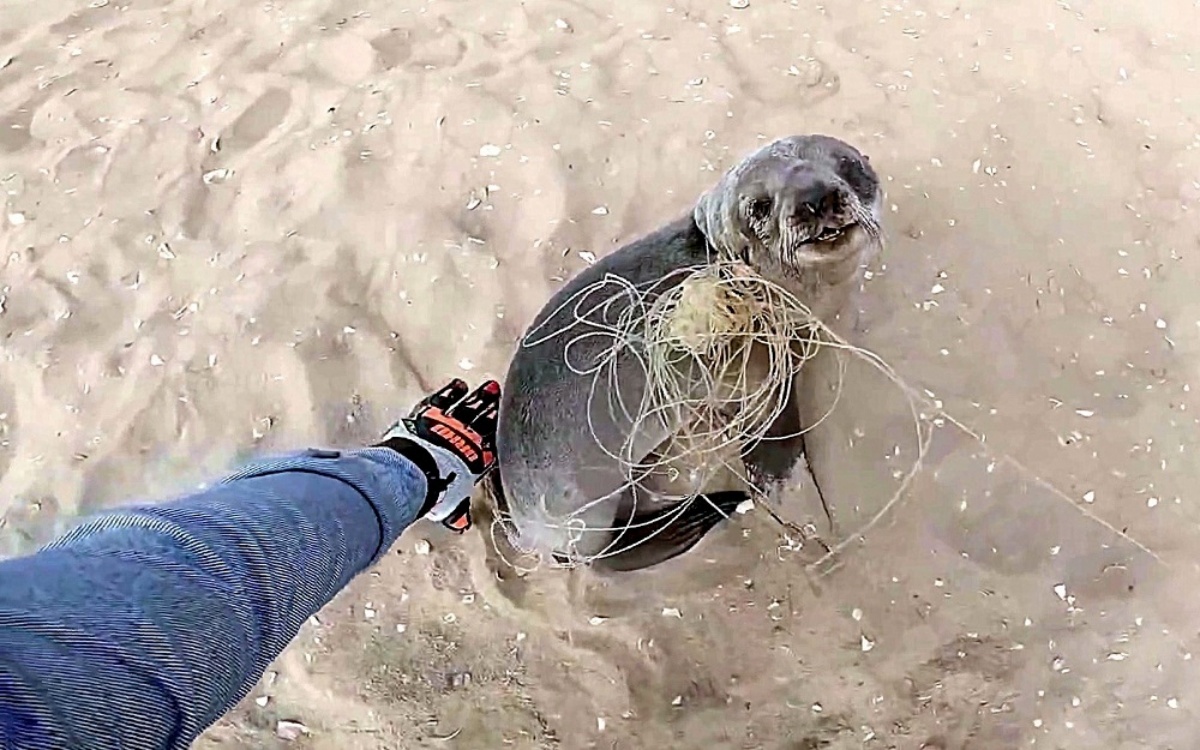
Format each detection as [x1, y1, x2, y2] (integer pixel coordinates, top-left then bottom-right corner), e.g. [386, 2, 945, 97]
[421, 378, 469, 412]
[469, 400, 498, 452]
[447, 379, 501, 431]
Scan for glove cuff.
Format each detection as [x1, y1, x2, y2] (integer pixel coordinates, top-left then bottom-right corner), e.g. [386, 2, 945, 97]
[375, 436, 444, 516]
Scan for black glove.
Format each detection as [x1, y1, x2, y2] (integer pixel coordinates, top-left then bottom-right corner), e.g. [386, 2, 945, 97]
[376, 379, 500, 533]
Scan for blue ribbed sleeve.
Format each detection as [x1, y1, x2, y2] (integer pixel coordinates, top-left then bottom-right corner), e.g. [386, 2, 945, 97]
[0, 446, 427, 749]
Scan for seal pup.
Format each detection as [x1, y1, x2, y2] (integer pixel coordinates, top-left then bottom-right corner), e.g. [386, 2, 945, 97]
[488, 134, 884, 572]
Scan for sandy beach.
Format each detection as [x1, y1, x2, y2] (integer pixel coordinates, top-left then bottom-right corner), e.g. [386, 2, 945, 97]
[4, 0, 1200, 746]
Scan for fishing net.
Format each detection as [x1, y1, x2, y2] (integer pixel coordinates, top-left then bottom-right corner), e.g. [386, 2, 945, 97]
[490, 259, 926, 570]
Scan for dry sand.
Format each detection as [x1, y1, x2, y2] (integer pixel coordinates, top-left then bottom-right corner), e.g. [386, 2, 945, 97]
[4, 0, 1200, 747]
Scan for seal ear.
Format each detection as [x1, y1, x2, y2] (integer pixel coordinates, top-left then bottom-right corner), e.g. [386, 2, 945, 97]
[692, 188, 719, 247]
[694, 183, 749, 262]
[693, 188, 730, 263]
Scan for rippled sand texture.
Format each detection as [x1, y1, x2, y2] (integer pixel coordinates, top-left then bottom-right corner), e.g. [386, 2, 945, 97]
[4, 0, 1200, 747]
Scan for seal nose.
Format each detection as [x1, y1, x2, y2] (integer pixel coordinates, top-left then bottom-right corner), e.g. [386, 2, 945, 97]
[782, 178, 839, 225]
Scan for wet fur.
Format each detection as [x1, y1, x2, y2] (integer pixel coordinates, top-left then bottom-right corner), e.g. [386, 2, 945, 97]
[491, 134, 883, 571]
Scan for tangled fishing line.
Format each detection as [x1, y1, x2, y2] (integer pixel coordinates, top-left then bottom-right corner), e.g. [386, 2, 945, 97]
[490, 259, 929, 572]
[594, 260, 833, 484]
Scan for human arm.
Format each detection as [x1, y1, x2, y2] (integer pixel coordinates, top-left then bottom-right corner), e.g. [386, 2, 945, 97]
[0, 379, 499, 750]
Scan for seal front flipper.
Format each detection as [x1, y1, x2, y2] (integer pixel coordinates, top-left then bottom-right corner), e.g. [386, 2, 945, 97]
[745, 430, 833, 529]
[742, 377, 834, 530]
[592, 490, 749, 572]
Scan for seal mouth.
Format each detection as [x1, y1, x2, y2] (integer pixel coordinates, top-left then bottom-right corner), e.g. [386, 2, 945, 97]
[804, 222, 856, 247]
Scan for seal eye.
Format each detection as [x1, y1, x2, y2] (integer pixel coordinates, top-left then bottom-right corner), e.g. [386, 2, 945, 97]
[746, 197, 772, 222]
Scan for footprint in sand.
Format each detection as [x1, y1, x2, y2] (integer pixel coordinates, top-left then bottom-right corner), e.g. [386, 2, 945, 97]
[220, 88, 292, 155]
[0, 95, 44, 153]
[370, 19, 470, 72]
[369, 28, 413, 70]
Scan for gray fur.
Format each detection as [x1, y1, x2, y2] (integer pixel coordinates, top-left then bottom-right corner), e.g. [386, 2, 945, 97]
[489, 134, 884, 570]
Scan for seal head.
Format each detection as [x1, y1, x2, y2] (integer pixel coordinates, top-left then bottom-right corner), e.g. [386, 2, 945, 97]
[694, 134, 883, 309]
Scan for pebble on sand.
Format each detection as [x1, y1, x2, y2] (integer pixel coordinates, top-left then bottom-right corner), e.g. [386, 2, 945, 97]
[275, 720, 310, 741]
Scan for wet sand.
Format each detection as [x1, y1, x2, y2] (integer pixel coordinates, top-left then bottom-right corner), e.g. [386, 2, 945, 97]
[3, 0, 1200, 747]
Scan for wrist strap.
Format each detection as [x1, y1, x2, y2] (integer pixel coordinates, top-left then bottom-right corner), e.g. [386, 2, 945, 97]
[376, 436, 446, 516]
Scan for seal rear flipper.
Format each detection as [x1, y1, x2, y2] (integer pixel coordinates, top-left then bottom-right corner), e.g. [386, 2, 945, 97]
[592, 490, 749, 572]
